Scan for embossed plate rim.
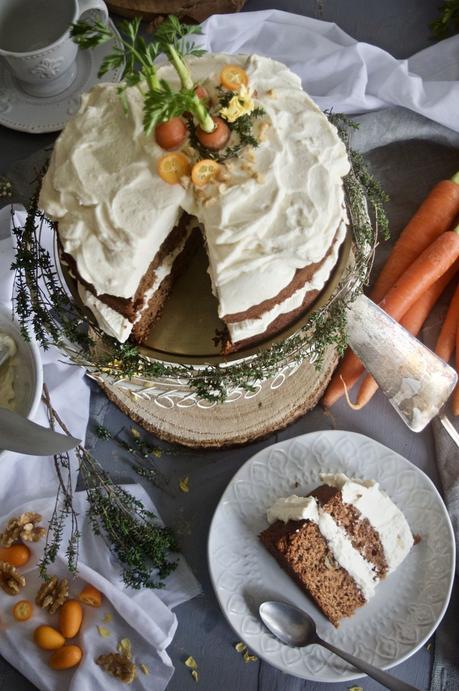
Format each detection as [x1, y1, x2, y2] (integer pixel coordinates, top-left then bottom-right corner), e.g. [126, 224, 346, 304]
[207, 430, 455, 682]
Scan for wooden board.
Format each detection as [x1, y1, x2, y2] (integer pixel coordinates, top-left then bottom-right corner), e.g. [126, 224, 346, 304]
[96, 344, 338, 448]
[106, 0, 247, 22]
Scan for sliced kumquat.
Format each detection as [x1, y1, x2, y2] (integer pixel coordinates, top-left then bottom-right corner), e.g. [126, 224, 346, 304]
[12, 599, 33, 622]
[157, 152, 191, 185]
[191, 159, 221, 187]
[79, 583, 103, 608]
[220, 64, 249, 90]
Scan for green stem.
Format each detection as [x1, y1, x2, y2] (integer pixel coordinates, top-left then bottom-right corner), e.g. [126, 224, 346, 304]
[145, 70, 160, 91]
[192, 95, 215, 132]
[451, 171, 459, 184]
[167, 44, 193, 90]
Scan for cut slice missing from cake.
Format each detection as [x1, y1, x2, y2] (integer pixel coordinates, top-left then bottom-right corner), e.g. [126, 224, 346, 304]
[259, 473, 414, 627]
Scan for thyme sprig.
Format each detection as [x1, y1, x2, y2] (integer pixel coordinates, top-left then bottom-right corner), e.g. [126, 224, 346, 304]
[12, 115, 387, 402]
[186, 90, 265, 162]
[40, 393, 178, 588]
[431, 0, 459, 38]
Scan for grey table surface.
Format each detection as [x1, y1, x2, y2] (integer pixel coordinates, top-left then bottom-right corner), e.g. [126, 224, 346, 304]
[0, 1, 451, 690]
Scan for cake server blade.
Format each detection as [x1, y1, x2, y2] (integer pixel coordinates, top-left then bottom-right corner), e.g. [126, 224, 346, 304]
[0, 407, 80, 455]
[346, 294, 458, 433]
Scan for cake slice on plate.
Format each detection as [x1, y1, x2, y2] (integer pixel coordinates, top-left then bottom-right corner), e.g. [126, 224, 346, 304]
[259, 473, 414, 626]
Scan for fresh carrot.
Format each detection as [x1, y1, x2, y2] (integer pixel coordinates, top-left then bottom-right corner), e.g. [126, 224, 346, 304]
[378, 229, 459, 320]
[345, 262, 459, 409]
[322, 348, 367, 408]
[371, 172, 459, 303]
[323, 174, 459, 408]
[453, 324, 459, 416]
[435, 282, 459, 362]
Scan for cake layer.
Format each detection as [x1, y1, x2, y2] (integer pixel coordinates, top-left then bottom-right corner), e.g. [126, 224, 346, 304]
[259, 518, 365, 627]
[320, 473, 414, 573]
[224, 220, 346, 346]
[39, 52, 350, 347]
[78, 227, 199, 343]
[261, 476, 414, 625]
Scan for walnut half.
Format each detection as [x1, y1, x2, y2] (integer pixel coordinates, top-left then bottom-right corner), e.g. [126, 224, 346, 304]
[0, 561, 26, 595]
[96, 653, 136, 684]
[0, 512, 45, 547]
[35, 575, 69, 614]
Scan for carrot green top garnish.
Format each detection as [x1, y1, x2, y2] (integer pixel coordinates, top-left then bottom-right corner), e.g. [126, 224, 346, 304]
[71, 15, 215, 134]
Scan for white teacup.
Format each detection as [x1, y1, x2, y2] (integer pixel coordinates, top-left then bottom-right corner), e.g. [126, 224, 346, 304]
[0, 0, 108, 97]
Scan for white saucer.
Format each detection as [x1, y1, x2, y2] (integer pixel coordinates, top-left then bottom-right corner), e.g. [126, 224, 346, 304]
[208, 430, 455, 682]
[0, 19, 123, 134]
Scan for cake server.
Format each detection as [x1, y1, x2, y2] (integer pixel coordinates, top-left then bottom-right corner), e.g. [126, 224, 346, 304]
[346, 294, 458, 440]
[0, 408, 80, 455]
[260, 601, 420, 691]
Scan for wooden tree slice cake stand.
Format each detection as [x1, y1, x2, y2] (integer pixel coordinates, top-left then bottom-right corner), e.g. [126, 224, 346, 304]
[106, 0, 247, 22]
[96, 344, 337, 448]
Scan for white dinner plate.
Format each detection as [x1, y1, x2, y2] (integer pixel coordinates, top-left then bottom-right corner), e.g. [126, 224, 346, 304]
[0, 19, 123, 134]
[208, 430, 455, 682]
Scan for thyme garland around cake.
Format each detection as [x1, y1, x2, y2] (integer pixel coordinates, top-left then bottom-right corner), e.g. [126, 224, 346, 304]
[12, 17, 388, 402]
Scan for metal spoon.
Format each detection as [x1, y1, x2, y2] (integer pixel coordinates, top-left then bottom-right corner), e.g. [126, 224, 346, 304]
[259, 601, 420, 691]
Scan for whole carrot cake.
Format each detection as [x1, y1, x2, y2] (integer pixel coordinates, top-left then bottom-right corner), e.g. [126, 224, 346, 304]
[39, 50, 349, 351]
[260, 473, 414, 626]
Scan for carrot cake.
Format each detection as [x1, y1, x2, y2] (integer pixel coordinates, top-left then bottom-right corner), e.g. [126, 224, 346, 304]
[39, 54, 350, 351]
[259, 473, 414, 626]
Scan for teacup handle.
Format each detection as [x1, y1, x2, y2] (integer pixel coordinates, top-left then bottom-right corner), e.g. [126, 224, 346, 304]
[77, 0, 109, 23]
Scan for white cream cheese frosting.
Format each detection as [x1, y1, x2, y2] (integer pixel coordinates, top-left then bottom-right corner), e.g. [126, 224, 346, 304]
[266, 474, 414, 601]
[320, 473, 414, 573]
[266, 493, 378, 600]
[40, 53, 349, 342]
[0, 333, 17, 411]
[78, 227, 193, 343]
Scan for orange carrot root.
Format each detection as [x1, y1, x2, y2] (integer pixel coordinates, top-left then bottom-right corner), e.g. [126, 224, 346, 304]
[371, 175, 459, 303]
[322, 351, 365, 408]
[435, 282, 459, 362]
[379, 231, 459, 321]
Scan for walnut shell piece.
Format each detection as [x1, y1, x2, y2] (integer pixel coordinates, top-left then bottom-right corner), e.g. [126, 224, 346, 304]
[0, 561, 26, 595]
[35, 576, 69, 614]
[96, 652, 136, 684]
[0, 512, 45, 547]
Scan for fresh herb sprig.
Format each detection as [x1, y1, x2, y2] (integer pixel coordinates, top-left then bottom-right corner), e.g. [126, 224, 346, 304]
[186, 91, 265, 162]
[41, 392, 178, 589]
[71, 15, 215, 133]
[431, 0, 459, 38]
[154, 15, 206, 89]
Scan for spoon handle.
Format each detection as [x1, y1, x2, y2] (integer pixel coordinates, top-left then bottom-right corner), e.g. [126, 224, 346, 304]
[315, 635, 420, 691]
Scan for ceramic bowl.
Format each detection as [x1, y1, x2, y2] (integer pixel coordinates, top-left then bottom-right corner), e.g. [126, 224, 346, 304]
[0, 303, 43, 421]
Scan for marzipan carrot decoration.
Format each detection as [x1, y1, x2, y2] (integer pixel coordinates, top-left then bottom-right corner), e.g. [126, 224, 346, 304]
[435, 282, 459, 362]
[323, 172, 459, 408]
[344, 262, 459, 409]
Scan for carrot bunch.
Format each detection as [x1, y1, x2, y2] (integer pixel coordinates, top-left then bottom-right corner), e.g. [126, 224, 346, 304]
[323, 171, 459, 415]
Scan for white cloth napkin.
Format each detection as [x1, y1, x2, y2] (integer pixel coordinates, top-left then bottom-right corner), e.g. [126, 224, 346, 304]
[0, 206, 201, 690]
[197, 9, 459, 132]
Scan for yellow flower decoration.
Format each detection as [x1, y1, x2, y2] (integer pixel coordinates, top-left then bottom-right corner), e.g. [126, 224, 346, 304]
[220, 85, 255, 123]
